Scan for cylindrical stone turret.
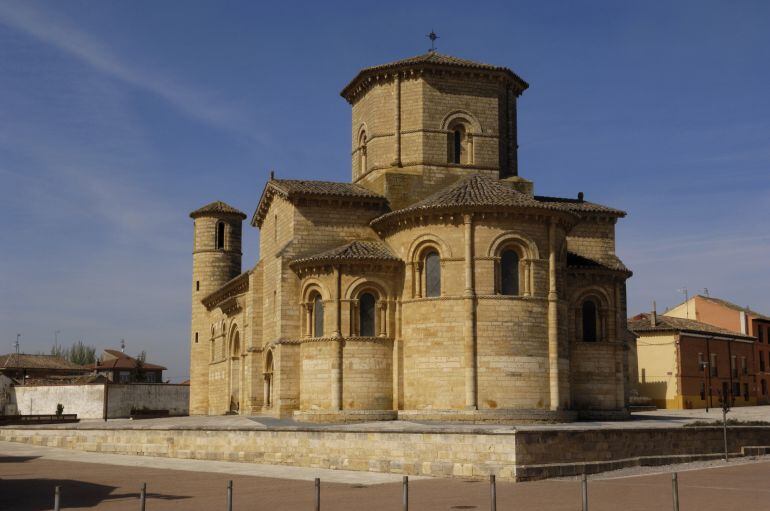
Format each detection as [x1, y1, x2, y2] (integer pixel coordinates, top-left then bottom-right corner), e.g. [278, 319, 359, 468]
[189, 201, 246, 415]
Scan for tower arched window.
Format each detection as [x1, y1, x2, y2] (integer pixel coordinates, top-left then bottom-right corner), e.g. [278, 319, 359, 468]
[358, 130, 367, 175]
[424, 251, 441, 297]
[582, 300, 598, 342]
[500, 250, 520, 296]
[447, 122, 469, 164]
[359, 292, 377, 337]
[216, 221, 225, 250]
[312, 294, 324, 337]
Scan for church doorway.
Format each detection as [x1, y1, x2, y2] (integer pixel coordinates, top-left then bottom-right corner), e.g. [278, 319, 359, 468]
[229, 332, 240, 413]
[264, 350, 274, 409]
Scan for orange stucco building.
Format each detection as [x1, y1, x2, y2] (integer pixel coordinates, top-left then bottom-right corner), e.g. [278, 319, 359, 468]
[666, 295, 770, 404]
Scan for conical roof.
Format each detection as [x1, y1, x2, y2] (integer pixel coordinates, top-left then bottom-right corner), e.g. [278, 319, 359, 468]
[341, 51, 528, 102]
[189, 201, 247, 219]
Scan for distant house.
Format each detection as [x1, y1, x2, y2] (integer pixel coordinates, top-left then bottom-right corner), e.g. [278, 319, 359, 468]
[630, 311, 757, 409]
[0, 353, 90, 382]
[92, 350, 166, 383]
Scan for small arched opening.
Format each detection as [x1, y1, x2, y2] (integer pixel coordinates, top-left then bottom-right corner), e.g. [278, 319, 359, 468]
[582, 300, 599, 342]
[359, 292, 377, 337]
[216, 221, 225, 250]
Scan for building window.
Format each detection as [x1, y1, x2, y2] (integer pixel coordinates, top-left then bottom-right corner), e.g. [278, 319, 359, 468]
[119, 371, 131, 383]
[731, 356, 737, 378]
[582, 300, 598, 342]
[500, 250, 520, 296]
[196, 280, 200, 291]
[194, 332, 198, 344]
[711, 353, 718, 376]
[216, 221, 225, 249]
[424, 251, 441, 297]
[732, 382, 741, 400]
[447, 121, 470, 164]
[741, 356, 747, 375]
[359, 292, 377, 337]
[743, 383, 749, 400]
[358, 130, 368, 174]
[762, 379, 767, 396]
[700, 382, 706, 400]
[761, 354, 766, 373]
[312, 294, 324, 337]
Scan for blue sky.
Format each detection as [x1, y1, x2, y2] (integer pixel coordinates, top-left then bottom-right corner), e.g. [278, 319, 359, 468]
[1, 1, 768, 381]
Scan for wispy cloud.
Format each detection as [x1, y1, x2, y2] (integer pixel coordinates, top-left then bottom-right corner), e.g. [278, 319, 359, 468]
[0, 1, 265, 143]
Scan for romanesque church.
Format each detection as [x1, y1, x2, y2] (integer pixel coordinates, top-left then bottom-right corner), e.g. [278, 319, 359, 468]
[189, 51, 633, 422]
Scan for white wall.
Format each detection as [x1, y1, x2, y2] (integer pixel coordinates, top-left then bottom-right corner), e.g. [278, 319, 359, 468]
[106, 384, 189, 418]
[12, 384, 106, 419]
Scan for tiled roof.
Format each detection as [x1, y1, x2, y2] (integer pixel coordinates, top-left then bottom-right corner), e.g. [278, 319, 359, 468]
[534, 195, 626, 217]
[628, 313, 756, 340]
[341, 51, 528, 102]
[0, 354, 89, 371]
[567, 252, 630, 273]
[292, 240, 401, 267]
[252, 178, 387, 227]
[93, 350, 166, 371]
[189, 201, 247, 219]
[372, 174, 576, 226]
[696, 295, 770, 322]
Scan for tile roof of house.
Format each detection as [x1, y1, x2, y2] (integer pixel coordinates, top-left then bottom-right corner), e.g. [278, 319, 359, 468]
[93, 350, 166, 371]
[252, 178, 387, 227]
[189, 201, 247, 219]
[0, 353, 89, 371]
[372, 174, 577, 226]
[695, 295, 770, 322]
[567, 252, 631, 273]
[292, 240, 401, 267]
[341, 51, 529, 102]
[628, 313, 756, 340]
[534, 195, 626, 217]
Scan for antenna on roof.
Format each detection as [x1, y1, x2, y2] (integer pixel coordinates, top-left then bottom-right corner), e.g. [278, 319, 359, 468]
[677, 287, 689, 319]
[427, 30, 438, 52]
[703, 288, 709, 297]
[120, 338, 125, 353]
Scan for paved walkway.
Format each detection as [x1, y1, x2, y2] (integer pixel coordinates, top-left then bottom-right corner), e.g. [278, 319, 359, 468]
[7, 405, 769, 433]
[2, 441, 770, 510]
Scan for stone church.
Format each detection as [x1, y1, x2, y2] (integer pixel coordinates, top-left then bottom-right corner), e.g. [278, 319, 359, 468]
[189, 51, 633, 422]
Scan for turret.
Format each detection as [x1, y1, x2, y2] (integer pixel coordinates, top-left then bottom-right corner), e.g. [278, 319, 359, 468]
[189, 200, 245, 414]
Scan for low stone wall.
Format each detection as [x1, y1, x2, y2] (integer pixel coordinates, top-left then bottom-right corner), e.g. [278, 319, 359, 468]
[106, 384, 189, 418]
[1, 424, 769, 481]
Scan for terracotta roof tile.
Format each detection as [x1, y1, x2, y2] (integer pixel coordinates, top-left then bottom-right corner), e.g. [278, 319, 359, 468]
[534, 195, 626, 217]
[0, 354, 89, 371]
[372, 174, 575, 226]
[189, 201, 247, 219]
[252, 179, 387, 227]
[567, 251, 630, 273]
[93, 350, 166, 371]
[341, 52, 528, 102]
[628, 313, 756, 340]
[292, 240, 401, 267]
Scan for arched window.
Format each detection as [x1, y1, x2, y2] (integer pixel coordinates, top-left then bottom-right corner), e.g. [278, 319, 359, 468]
[312, 294, 324, 337]
[358, 130, 367, 174]
[424, 251, 441, 297]
[231, 332, 240, 357]
[447, 122, 468, 164]
[216, 221, 225, 249]
[500, 250, 520, 296]
[582, 300, 598, 342]
[359, 292, 377, 337]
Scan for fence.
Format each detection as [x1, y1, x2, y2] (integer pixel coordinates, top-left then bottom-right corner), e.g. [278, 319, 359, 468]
[49, 473, 686, 511]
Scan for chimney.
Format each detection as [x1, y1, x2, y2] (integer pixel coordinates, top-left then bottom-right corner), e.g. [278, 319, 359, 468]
[577, 192, 584, 202]
[651, 301, 657, 327]
[269, 170, 275, 180]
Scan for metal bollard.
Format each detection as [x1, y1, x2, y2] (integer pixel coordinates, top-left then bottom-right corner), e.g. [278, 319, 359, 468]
[227, 480, 233, 511]
[314, 477, 320, 511]
[672, 473, 680, 511]
[581, 473, 588, 511]
[139, 482, 146, 511]
[402, 476, 409, 511]
[54, 486, 61, 511]
[490, 474, 496, 511]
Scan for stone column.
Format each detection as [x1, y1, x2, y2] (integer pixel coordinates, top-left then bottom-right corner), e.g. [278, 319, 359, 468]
[351, 300, 359, 336]
[415, 263, 423, 298]
[331, 267, 342, 410]
[333, 267, 341, 338]
[548, 218, 561, 410]
[463, 214, 478, 409]
[393, 74, 402, 167]
[304, 303, 312, 338]
[378, 302, 388, 337]
[393, 300, 402, 410]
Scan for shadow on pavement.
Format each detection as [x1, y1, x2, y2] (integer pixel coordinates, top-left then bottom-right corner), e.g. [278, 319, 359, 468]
[0, 456, 39, 463]
[0, 478, 190, 511]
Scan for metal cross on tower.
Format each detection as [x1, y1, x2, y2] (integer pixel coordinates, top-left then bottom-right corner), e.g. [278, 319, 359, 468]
[427, 30, 438, 52]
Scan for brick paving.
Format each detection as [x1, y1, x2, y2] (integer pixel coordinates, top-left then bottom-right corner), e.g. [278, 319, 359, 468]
[2, 441, 770, 510]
